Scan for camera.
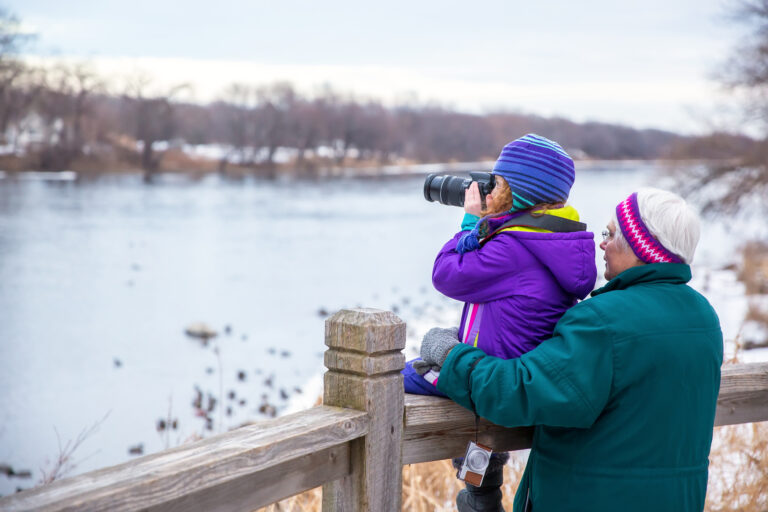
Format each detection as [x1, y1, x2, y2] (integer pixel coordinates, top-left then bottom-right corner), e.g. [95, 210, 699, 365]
[423, 172, 496, 207]
[456, 441, 493, 486]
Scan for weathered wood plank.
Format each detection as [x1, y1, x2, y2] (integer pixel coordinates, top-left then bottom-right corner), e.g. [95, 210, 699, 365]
[0, 406, 368, 512]
[403, 394, 533, 464]
[715, 362, 768, 426]
[150, 445, 347, 512]
[322, 308, 406, 512]
[324, 349, 405, 376]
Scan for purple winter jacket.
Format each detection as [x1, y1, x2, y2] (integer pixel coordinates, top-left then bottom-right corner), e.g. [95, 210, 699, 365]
[432, 219, 597, 360]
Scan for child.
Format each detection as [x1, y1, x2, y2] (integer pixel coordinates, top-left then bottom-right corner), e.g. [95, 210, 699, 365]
[404, 133, 597, 393]
[403, 134, 597, 511]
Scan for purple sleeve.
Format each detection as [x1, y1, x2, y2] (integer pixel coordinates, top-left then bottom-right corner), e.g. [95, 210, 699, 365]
[432, 232, 520, 303]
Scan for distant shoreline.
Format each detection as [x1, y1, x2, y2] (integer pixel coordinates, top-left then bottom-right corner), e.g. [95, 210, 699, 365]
[0, 157, 731, 182]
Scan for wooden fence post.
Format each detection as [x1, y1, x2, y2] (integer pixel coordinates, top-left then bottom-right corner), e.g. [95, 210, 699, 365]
[322, 308, 406, 512]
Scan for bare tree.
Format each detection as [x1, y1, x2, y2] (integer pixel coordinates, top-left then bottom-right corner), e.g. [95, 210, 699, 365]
[0, 7, 34, 141]
[31, 63, 104, 170]
[39, 413, 110, 485]
[326, 94, 367, 165]
[719, 0, 768, 127]
[680, 0, 768, 214]
[289, 96, 329, 174]
[121, 74, 188, 181]
[255, 82, 296, 177]
[214, 82, 296, 178]
[215, 83, 260, 173]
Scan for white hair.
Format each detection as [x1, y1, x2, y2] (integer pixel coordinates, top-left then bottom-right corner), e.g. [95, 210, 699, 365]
[611, 188, 701, 264]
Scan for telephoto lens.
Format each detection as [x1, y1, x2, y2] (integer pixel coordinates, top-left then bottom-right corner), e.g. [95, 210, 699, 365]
[423, 172, 495, 207]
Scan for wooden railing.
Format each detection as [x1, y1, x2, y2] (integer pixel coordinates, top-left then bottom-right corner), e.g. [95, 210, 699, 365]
[2, 308, 767, 511]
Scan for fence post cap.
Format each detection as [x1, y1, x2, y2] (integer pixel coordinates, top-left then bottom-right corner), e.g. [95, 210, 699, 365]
[325, 308, 405, 353]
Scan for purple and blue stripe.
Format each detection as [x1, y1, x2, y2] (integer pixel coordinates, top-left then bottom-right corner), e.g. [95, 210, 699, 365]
[491, 133, 575, 205]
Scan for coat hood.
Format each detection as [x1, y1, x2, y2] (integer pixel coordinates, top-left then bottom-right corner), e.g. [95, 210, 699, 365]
[505, 230, 597, 299]
[486, 206, 597, 300]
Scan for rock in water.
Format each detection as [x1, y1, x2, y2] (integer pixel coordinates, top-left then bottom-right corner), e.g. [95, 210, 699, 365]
[184, 323, 218, 341]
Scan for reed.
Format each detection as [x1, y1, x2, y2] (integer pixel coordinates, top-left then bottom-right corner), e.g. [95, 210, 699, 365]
[706, 421, 768, 511]
[256, 452, 528, 512]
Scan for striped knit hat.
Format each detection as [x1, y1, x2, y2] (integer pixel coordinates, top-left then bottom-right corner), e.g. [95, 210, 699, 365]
[616, 192, 683, 264]
[492, 134, 575, 209]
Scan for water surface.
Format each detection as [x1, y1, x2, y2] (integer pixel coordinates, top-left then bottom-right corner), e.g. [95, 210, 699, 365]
[2, 164, 736, 493]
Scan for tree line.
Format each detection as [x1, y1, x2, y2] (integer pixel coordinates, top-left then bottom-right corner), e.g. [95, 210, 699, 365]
[0, 8, 757, 181]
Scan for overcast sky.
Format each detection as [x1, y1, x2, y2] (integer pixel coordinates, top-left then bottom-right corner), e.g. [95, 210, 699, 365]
[7, 0, 746, 134]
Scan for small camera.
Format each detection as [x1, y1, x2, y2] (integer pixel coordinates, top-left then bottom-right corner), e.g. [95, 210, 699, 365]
[456, 441, 493, 486]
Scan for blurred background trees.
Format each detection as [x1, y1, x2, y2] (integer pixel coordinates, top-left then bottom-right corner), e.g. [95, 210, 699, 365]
[0, 5, 763, 180]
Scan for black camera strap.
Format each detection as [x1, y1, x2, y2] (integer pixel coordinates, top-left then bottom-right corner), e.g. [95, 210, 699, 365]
[479, 213, 587, 248]
[496, 213, 587, 233]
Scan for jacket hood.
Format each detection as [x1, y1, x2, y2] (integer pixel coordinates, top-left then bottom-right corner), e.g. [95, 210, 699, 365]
[511, 231, 598, 299]
[489, 206, 597, 299]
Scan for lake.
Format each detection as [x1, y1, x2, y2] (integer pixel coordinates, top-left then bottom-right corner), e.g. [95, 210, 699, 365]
[0, 162, 759, 495]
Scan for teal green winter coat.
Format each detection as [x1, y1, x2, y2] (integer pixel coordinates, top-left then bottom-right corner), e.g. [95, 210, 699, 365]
[437, 263, 723, 512]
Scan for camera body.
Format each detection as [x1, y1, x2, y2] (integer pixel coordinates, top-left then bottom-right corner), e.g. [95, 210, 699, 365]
[423, 172, 495, 207]
[456, 441, 494, 486]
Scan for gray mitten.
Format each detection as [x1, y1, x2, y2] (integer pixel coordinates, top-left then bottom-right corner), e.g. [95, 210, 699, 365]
[420, 326, 460, 367]
[412, 359, 438, 376]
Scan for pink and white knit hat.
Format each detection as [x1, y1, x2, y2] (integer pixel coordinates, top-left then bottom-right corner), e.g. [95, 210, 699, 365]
[616, 192, 683, 264]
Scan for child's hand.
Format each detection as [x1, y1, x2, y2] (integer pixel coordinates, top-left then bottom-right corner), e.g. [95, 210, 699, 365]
[420, 327, 460, 367]
[411, 359, 439, 376]
[464, 182, 483, 217]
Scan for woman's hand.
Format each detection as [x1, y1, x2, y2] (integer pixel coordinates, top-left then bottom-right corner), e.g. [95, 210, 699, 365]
[464, 182, 483, 217]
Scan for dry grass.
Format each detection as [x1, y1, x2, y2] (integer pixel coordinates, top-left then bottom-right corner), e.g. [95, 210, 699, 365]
[38, 413, 110, 485]
[739, 241, 768, 295]
[255, 431, 767, 511]
[255, 487, 321, 512]
[746, 303, 768, 327]
[740, 242, 768, 347]
[156, 148, 220, 173]
[707, 328, 768, 509]
[705, 275, 768, 512]
[706, 422, 768, 511]
[255, 454, 527, 512]
[254, 426, 767, 512]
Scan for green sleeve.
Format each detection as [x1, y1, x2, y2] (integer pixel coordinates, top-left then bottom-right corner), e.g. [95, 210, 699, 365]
[437, 302, 613, 428]
[461, 213, 480, 231]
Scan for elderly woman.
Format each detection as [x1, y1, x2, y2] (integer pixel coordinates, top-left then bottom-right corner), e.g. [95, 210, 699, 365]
[421, 188, 723, 512]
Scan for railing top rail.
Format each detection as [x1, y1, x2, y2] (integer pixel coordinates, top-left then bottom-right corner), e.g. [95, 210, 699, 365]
[0, 406, 369, 512]
[2, 322, 767, 512]
[715, 361, 768, 426]
[401, 361, 768, 465]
